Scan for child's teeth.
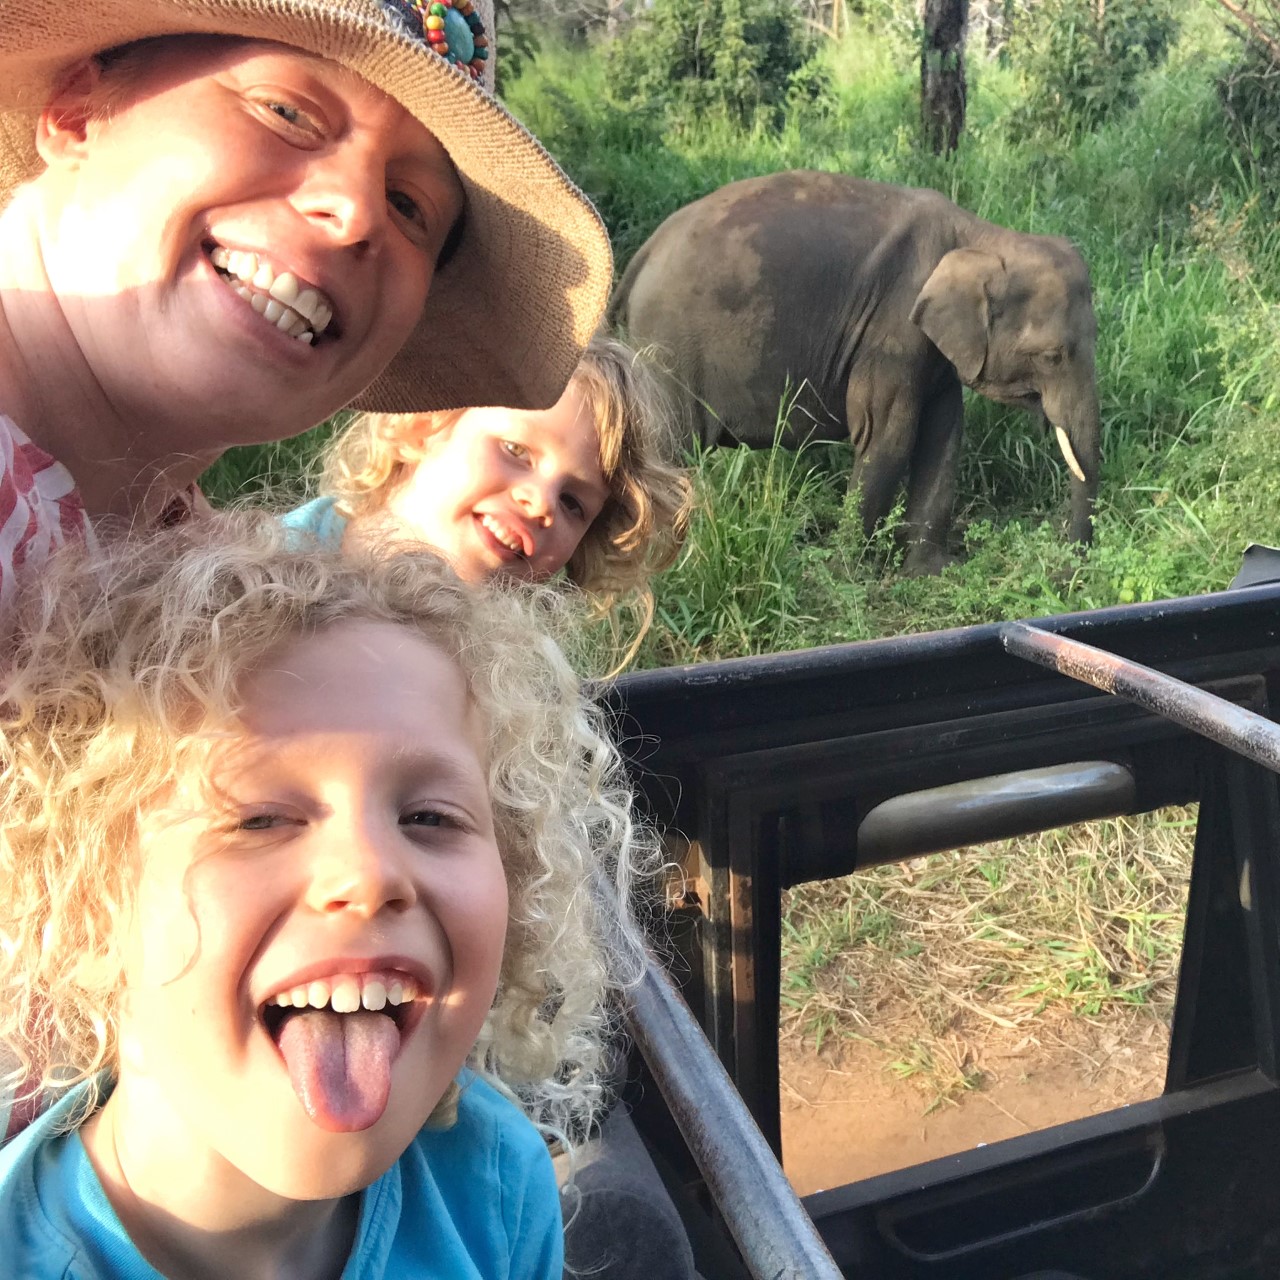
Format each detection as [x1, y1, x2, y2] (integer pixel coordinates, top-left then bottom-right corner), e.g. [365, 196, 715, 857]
[252, 262, 274, 291]
[268, 272, 299, 305]
[297, 331, 314, 345]
[268, 972, 420, 1019]
[483, 515, 523, 553]
[276, 308, 297, 332]
[330, 976, 361, 1014]
[262, 299, 285, 324]
[312, 303, 332, 334]
[250, 293, 268, 315]
[210, 246, 229, 269]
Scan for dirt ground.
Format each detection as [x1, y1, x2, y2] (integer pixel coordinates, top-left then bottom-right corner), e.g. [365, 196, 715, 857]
[780, 1015, 1170, 1196]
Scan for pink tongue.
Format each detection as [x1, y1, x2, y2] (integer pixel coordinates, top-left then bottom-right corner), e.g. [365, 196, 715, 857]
[276, 1009, 400, 1132]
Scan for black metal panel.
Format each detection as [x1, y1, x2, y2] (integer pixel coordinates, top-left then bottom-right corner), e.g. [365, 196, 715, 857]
[614, 584, 1280, 1278]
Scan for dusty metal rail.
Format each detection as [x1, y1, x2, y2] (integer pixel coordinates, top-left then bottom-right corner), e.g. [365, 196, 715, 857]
[592, 868, 842, 1277]
[1000, 619, 1280, 775]
[623, 947, 845, 1280]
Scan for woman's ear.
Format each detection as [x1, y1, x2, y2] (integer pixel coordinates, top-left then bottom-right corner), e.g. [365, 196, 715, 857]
[35, 58, 106, 171]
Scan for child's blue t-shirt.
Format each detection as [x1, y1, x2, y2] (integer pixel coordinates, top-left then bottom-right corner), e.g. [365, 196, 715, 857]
[0, 1074, 563, 1279]
[281, 495, 348, 550]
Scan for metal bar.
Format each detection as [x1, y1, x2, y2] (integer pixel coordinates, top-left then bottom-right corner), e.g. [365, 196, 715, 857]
[622, 949, 845, 1279]
[1000, 620, 1280, 774]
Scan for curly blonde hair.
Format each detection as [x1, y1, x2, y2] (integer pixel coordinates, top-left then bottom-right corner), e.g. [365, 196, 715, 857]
[317, 335, 693, 630]
[0, 512, 654, 1142]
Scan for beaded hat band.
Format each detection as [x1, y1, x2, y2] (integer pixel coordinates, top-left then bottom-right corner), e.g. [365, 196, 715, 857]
[384, 0, 490, 87]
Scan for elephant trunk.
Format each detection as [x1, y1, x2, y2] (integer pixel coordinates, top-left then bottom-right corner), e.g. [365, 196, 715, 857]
[1043, 380, 1100, 546]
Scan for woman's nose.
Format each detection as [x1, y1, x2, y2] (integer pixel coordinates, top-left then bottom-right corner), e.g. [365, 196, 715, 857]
[305, 820, 416, 918]
[294, 145, 388, 252]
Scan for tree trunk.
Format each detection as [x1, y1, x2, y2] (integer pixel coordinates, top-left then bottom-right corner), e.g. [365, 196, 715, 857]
[921, 0, 970, 154]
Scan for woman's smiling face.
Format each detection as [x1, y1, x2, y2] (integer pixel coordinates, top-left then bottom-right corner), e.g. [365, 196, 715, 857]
[34, 37, 463, 448]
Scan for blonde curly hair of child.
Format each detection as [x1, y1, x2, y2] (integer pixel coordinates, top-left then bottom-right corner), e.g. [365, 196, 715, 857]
[0, 511, 656, 1147]
[316, 334, 693, 630]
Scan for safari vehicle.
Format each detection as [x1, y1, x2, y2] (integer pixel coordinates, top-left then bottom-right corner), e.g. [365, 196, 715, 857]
[607, 576, 1280, 1279]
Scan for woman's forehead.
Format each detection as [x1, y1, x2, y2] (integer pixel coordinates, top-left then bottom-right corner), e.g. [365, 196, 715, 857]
[96, 34, 356, 93]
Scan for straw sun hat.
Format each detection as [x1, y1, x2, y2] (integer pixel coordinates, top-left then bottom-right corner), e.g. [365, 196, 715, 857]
[0, 0, 613, 413]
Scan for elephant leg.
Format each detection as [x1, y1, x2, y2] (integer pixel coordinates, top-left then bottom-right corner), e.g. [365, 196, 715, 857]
[902, 381, 963, 576]
[848, 386, 920, 537]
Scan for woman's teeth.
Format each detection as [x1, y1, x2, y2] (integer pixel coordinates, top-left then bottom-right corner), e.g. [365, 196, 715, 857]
[209, 247, 334, 344]
[268, 972, 419, 1014]
[481, 513, 526, 556]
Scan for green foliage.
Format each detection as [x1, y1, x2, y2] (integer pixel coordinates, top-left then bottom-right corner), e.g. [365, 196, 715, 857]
[633, 426, 840, 666]
[605, 0, 819, 124]
[207, 13, 1280, 677]
[199, 419, 341, 507]
[1217, 1, 1280, 189]
[1010, 0, 1181, 134]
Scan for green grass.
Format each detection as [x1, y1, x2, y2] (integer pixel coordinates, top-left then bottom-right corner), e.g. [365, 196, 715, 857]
[209, 12, 1280, 659]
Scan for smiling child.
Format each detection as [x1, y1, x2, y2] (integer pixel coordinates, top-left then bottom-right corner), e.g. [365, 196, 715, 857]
[0, 513, 651, 1278]
[284, 334, 693, 647]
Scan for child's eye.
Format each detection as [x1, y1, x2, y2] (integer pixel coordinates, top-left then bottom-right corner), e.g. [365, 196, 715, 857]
[561, 493, 587, 519]
[402, 809, 447, 829]
[501, 440, 530, 461]
[237, 812, 289, 832]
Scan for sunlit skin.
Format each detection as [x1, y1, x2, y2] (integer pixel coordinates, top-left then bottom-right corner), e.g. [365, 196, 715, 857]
[0, 39, 463, 521]
[363, 381, 610, 584]
[79, 621, 508, 1280]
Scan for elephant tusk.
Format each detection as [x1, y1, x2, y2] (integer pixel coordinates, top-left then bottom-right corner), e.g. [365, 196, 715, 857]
[1055, 425, 1087, 483]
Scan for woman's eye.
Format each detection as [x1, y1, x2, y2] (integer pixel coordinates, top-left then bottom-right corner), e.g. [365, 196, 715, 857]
[263, 100, 316, 130]
[388, 190, 428, 228]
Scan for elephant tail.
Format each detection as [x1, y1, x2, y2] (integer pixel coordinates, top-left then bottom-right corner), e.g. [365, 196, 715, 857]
[607, 241, 657, 333]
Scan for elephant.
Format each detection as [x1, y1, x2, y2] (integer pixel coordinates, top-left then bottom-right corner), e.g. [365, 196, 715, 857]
[609, 170, 1101, 574]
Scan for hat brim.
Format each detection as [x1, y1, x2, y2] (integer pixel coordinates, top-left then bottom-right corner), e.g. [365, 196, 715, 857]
[0, 0, 613, 413]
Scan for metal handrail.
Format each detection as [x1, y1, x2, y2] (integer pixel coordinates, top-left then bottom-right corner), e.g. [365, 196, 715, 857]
[1000, 620, 1280, 775]
[623, 948, 845, 1280]
[594, 872, 843, 1279]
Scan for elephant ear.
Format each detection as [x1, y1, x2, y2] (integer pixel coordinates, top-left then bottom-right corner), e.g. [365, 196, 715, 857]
[909, 248, 1006, 386]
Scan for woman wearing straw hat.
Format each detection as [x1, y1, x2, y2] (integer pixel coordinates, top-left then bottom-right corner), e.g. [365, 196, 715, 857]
[0, 0, 611, 620]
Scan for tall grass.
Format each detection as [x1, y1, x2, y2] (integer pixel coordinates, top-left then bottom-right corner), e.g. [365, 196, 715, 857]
[207, 8, 1280, 655]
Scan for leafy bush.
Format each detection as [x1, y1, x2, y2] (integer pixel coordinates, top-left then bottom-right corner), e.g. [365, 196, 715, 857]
[606, 0, 819, 124]
[1217, 0, 1280, 187]
[1010, 0, 1181, 133]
